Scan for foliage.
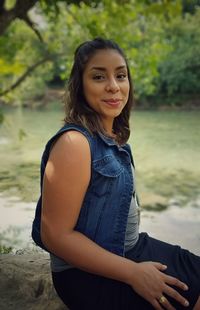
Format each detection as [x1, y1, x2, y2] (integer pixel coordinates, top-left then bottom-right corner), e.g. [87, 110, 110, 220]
[0, 109, 4, 124]
[0, 18, 54, 103]
[0, 244, 13, 254]
[182, 0, 200, 14]
[0, 0, 200, 106]
[156, 8, 200, 102]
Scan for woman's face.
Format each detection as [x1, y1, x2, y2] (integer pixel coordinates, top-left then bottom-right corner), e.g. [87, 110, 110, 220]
[82, 49, 130, 132]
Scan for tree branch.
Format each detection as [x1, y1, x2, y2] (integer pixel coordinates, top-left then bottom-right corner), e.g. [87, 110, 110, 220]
[0, 8, 15, 35]
[23, 13, 43, 42]
[0, 0, 6, 14]
[0, 52, 66, 96]
[0, 55, 53, 96]
[0, 0, 38, 36]
[15, 0, 38, 18]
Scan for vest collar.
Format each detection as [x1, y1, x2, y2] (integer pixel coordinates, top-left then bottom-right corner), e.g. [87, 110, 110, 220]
[97, 132, 117, 146]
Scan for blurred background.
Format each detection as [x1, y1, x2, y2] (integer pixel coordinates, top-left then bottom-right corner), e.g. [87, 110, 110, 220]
[0, 0, 200, 254]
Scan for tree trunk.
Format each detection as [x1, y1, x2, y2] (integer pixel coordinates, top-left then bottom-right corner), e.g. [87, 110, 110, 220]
[0, 0, 38, 35]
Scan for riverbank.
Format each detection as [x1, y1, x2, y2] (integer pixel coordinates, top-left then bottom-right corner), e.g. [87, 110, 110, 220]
[0, 252, 67, 310]
[1, 208, 200, 310]
[0, 198, 199, 310]
[0, 88, 200, 111]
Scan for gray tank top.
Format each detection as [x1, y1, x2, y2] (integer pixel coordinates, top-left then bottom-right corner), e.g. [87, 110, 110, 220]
[124, 193, 140, 252]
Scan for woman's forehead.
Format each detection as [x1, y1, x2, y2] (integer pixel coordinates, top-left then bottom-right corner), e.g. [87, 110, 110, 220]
[85, 49, 127, 71]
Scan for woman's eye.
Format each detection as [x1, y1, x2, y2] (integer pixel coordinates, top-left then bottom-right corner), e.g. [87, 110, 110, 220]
[93, 75, 105, 80]
[117, 73, 127, 80]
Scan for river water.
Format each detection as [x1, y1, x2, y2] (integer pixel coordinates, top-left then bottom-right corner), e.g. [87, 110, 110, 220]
[0, 106, 200, 255]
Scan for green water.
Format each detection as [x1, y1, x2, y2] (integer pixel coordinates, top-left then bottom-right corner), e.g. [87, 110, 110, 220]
[130, 110, 200, 207]
[0, 105, 200, 249]
[0, 106, 200, 206]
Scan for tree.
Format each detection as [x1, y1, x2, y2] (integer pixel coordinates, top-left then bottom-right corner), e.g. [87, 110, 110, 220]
[0, 0, 38, 37]
[156, 8, 200, 102]
[0, 0, 97, 100]
[0, 0, 199, 105]
[0, 0, 99, 38]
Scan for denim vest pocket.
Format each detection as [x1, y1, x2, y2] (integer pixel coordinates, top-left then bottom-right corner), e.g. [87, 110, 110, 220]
[92, 155, 123, 197]
[93, 155, 123, 177]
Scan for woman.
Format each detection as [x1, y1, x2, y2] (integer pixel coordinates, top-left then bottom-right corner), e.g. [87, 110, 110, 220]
[32, 38, 200, 310]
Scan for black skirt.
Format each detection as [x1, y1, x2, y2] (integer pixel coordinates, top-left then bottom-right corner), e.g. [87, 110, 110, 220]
[52, 233, 200, 310]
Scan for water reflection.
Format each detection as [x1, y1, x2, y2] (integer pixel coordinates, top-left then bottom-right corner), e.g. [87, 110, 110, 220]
[0, 194, 35, 250]
[0, 192, 199, 256]
[140, 197, 200, 256]
[0, 163, 39, 202]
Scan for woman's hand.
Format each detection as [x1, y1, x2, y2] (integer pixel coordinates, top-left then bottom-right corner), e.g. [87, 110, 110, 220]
[129, 261, 189, 310]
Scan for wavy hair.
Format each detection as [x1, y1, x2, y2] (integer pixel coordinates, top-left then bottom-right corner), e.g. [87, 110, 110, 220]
[64, 38, 134, 145]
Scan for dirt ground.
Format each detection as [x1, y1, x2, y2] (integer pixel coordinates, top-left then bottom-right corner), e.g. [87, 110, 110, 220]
[0, 253, 67, 310]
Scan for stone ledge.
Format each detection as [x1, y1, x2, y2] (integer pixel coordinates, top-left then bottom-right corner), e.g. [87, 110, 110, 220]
[0, 253, 68, 310]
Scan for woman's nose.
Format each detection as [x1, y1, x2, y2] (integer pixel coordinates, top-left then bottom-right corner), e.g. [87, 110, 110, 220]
[105, 78, 120, 92]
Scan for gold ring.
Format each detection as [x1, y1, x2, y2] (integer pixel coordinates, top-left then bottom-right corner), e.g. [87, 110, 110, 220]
[159, 296, 166, 304]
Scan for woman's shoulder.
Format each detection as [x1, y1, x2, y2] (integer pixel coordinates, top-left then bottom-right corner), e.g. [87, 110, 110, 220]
[56, 129, 90, 150]
[47, 129, 91, 170]
[46, 123, 92, 148]
[59, 123, 92, 137]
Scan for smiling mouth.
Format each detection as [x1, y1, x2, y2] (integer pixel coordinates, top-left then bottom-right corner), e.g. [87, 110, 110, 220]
[102, 99, 122, 106]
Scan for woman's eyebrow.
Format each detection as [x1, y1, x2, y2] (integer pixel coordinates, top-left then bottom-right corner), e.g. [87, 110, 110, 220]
[90, 65, 127, 71]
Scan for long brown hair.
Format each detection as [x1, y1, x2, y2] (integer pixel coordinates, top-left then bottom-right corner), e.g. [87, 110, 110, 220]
[64, 38, 134, 145]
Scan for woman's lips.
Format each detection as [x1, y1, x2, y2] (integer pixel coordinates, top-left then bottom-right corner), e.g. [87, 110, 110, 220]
[102, 99, 122, 107]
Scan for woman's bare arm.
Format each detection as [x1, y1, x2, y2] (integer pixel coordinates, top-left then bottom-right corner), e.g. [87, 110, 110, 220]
[41, 131, 189, 310]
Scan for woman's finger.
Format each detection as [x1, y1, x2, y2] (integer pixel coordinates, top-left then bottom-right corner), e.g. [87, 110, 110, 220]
[151, 261, 168, 271]
[164, 274, 188, 291]
[152, 296, 176, 310]
[156, 295, 176, 310]
[151, 298, 164, 310]
[164, 285, 189, 307]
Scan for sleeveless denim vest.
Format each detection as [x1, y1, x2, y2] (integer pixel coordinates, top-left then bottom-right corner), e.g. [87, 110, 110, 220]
[31, 124, 135, 257]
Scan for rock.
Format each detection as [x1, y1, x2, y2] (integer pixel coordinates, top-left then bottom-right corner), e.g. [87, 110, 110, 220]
[140, 192, 168, 211]
[0, 253, 68, 310]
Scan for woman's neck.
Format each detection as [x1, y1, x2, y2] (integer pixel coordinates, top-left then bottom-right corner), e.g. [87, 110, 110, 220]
[101, 118, 114, 137]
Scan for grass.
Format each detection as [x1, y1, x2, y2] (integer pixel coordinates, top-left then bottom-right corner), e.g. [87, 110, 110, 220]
[0, 245, 13, 254]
